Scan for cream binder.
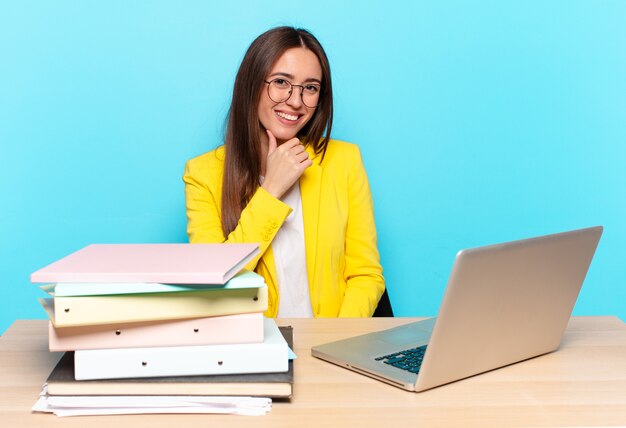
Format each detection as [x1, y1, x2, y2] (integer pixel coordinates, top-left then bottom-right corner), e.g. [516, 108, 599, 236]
[40, 285, 268, 327]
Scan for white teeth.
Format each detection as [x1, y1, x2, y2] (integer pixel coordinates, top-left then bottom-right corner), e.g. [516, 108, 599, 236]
[276, 111, 298, 121]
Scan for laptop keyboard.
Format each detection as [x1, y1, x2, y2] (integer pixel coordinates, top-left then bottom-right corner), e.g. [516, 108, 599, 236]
[375, 345, 427, 374]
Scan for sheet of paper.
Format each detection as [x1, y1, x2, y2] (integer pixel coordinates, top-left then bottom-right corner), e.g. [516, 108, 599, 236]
[32, 387, 271, 417]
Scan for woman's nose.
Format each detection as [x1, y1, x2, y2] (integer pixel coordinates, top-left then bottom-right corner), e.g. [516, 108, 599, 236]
[285, 86, 304, 108]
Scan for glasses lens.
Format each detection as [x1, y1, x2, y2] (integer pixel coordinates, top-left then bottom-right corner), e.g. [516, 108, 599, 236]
[301, 84, 321, 108]
[268, 79, 291, 103]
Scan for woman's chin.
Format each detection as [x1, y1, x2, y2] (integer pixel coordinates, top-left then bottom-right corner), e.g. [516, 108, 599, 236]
[271, 130, 299, 143]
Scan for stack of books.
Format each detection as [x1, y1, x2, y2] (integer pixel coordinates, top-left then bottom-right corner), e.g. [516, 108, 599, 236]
[30, 243, 294, 416]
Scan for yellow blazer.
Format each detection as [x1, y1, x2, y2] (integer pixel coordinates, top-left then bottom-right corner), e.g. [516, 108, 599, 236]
[183, 139, 385, 317]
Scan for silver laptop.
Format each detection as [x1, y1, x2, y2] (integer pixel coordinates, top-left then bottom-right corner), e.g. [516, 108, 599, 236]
[312, 226, 603, 392]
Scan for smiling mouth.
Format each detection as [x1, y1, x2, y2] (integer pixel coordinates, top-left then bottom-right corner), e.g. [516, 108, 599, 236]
[275, 111, 300, 122]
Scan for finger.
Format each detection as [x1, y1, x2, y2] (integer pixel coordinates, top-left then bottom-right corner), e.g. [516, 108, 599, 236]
[266, 130, 278, 154]
[289, 144, 306, 155]
[294, 150, 309, 161]
[279, 137, 302, 149]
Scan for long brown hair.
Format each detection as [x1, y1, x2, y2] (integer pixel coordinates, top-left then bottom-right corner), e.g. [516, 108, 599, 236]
[221, 27, 334, 237]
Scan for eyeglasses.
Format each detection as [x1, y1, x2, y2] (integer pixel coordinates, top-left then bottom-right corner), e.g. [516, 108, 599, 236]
[264, 78, 321, 108]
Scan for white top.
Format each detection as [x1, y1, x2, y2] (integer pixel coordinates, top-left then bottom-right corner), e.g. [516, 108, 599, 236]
[272, 182, 313, 318]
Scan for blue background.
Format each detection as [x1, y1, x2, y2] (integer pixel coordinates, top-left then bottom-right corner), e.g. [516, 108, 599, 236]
[1, 1, 624, 333]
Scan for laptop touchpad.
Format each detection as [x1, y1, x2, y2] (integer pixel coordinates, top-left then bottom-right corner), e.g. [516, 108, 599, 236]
[380, 323, 432, 347]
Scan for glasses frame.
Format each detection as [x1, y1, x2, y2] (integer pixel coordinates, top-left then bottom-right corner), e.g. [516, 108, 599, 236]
[263, 78, 321, 108]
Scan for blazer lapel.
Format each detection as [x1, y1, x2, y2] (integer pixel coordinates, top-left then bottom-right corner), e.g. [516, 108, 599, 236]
[299, 146, 322, 291]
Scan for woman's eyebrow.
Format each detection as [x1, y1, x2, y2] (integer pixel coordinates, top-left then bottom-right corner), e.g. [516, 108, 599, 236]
[268, 72, 321, 84]
[268, 72, 294, 79]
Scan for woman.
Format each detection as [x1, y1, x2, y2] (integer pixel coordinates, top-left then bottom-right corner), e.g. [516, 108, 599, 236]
[183, 26, 385, 317]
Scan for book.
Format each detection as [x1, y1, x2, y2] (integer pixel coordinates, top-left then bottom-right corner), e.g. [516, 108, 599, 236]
[48, 313, 264, 351]
[73, 318, 288, 380]
[45, 327, 294, 398]
[39, 285, 268, 327]
[47, 269, 265, 297]
[30, 243, 260, 284]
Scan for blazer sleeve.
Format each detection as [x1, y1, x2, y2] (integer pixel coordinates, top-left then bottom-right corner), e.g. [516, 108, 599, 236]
[183, 154, 292, 270]
[338, 145, 385, 317]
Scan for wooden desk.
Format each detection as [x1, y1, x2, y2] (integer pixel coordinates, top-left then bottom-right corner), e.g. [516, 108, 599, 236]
[1, 317, 625, 427]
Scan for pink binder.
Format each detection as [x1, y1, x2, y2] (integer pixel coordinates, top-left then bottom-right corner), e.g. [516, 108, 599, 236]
[30, 243, 259, 284]
[48, 313, 265, 351]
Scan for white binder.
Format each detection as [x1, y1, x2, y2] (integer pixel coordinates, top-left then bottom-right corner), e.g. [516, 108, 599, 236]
[74, 318, 288, 380]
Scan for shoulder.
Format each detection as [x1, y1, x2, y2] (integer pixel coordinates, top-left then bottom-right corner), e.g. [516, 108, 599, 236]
[184, 146, 226, 179]
[312, 139, 362, 164]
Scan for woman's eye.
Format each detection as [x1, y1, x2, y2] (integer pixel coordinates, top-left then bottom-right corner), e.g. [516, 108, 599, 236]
[304, 85, 320, 94]
[273, 79, 289, 88]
